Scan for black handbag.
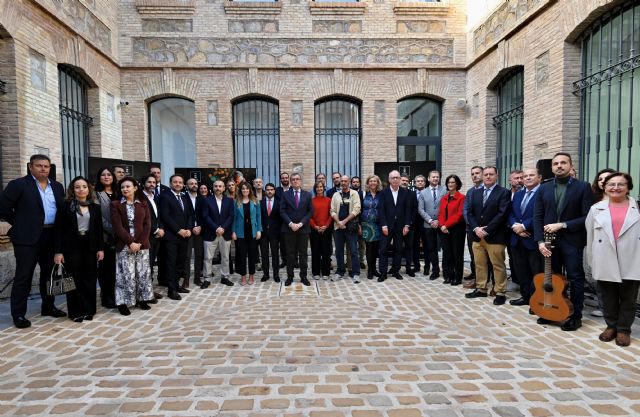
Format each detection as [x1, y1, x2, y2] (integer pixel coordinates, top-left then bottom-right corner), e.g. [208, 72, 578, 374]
[47, 263, 76, 296]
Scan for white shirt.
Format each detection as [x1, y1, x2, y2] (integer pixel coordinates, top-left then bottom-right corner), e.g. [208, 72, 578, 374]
[391, 187, 399, 205]
[144, 191, 159, 234]
[189, 192, 198, 225]
[215, 195, 223, 213]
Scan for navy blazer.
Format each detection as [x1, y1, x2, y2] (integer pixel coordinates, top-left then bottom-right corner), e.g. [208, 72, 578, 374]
[378, 187, 412, 232]
[260, 197, 282, 239]
[508, 188, 538, 250]
[201, 195, 235, 241]
[158, 191, 194, 241]
[279, 188, 313, 234]
[466, 184, 511, 245]
[533, 177, 594, 247]
[0, 175, 65, 245]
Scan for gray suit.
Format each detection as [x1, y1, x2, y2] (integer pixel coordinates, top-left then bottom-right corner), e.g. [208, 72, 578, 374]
[418, 185, 446, 275]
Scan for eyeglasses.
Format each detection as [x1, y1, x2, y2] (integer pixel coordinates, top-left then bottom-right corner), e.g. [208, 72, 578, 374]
[605, 182, 628, 189]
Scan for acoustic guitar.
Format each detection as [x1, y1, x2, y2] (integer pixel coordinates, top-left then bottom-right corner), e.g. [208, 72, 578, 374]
[529, 232, 573, 322]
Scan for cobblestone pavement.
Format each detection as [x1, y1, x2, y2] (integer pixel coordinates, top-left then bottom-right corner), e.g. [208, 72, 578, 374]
[0, 268, 639, 417]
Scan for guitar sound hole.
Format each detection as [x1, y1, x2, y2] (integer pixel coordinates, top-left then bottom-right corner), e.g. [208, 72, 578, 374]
[543, 283, 554, 292]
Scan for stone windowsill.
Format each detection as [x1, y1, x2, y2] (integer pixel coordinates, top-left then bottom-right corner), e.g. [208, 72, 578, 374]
[309, 2, 366, 16]
[393, 1, 449, 17]
[135, 0, 196, 15]
[224, 1, 283, 16]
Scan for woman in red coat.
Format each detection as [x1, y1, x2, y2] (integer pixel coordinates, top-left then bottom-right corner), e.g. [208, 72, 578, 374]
[438, 174, 466, 286]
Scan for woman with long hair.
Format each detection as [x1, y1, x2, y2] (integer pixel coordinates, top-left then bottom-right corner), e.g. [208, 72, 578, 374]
[94, 167, 117, 308]
[586, 172, 640, 347]
[111, 177, 153, 315]
[54, 176, 104, 322]
[226, 180, 237, 199]
[361, 175, 382, 279]
[310, 181, 333, 280]
[198, 183, 210, 198]
[438, 174, 466, 286]
[232, 182, 262, 286]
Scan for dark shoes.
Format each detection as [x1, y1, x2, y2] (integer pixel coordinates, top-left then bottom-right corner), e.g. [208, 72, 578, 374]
[42, 307, 67, 318]
[509, 297, 529, 306]
[450, 279, 461, 286]
[167, 290, 182, 301]
[261, 276, 270, 282]
[84, 315, 93, 321]
[274, 277, 281, 283]
[301, 277, 311, 286]
[463, 280, 476, 289]
[72, 317, 84, 323]
[392, 272, 403, 280]
[406, 269, 415, 277]
[153, 291, 164, 300]
[465, 289, 487, 299]
[13, 316, 31, 329]
[599, 327, 617, 342]
[177, 287, 190, 294]
[537, 317, 551, 325]
[616, 332, 631, 347]
[194, 277, 203, 287]
[493, 295, 506, 305]
[284, 277, 293, 286]
[118, 305, 131, 316]
[360, 262, 366, 269]
[429, 273, 439, 280]
[561, 317, 582, 331]
[138, 301, 151, 311]
[443, 277, 451, 284]
[201, 280, 211, 289]
[220, 278, 234, 286]
[377, 273, 387, 282]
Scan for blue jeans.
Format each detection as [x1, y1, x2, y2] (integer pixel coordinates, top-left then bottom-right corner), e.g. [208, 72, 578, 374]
[334, 228, 360, 276]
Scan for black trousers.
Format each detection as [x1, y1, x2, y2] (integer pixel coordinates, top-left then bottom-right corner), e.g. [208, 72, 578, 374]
[598, 280, 640, 333]
[310, 229, 332, 276]
[365, 241, 380, 277]
[466, 231, 475, 278]
[283, 231, 309, 279]
[510, 242, 543, 301]
[11, 228, 56, 318]
[424, 227, 440, 274]
[97, 244, 116, 306]
[412, 222, 426, 271]
[156, 239, 167, 285]
[236, 237, 258, 276]
[184, 234, 204, 285]
[507, 245, 519, 284]
[149, 235, 161, 280]
[164, 238, 188, 292]
[402, 229, 414, 271]
[64, 235, 98, 319]
[441, 223, 466, 282]
[379, 228, 403, 274]
[260, 234, 280, 278]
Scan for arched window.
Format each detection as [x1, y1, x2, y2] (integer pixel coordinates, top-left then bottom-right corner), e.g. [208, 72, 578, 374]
[149, 98, 196, 185]
[397, 97, 442, 170]
[575, 2, 640, 182]
[59, 65, 93, 183]
[315, 98, 361, 178]
[232, 98, 280, 185]
[493, 68, 524, 185]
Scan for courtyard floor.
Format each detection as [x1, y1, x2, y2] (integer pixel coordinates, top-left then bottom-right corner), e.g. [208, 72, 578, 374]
[0, 269, 639, 417]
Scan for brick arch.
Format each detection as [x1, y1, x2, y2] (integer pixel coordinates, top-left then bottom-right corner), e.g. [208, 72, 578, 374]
[391, 70, 447, 102]
[136, 68, 199, 103]
[224, 70, 287, 102]
[563, 0, 622, 43]
[487, 64, 524, 90]
[309, 70, 368, 102]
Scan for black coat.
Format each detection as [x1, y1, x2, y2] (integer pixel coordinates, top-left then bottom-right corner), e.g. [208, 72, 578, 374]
[279, 188, 313, 234]
[201, 195, 235, 241]
[159, 192, 194, 241]
[55, 201, 104, 253]
[0, 175, 65, 245]
[466, 184, 511, 245]
[378, 187, 412, 232]
[260, 197, 282, 239]
[145, 194, 163, 234]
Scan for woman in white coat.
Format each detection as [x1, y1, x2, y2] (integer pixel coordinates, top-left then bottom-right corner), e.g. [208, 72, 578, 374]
[586, 172, 639, 347]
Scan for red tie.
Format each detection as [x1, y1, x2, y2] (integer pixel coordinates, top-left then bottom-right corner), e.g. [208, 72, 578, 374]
[267, 199, 272, 216]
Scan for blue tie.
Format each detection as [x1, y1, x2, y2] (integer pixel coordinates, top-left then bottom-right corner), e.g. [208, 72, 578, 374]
[520, 190, 532, 212]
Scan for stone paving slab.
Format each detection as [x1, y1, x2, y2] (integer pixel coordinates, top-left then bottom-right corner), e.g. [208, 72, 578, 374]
[0, 268, 639, 417]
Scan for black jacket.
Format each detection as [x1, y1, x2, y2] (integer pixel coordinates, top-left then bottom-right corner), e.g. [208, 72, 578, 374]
[466, 184, 511, 245]
[260, 197, 282, 239]
[378, 187, 412, 232]
[55, 201, 104, 253]
[159, 191, 194, 241]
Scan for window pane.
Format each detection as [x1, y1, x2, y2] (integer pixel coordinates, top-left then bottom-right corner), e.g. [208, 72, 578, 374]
[150, 98, 196, 185]
[494, 68, 524, 185]
[397, 98, 440, 137]
[315, 99, 361, 178]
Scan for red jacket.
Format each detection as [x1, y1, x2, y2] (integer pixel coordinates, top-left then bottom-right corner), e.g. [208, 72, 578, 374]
[310, 196, 333, 230]
[111, 199, 151, 251]
[437, 191, 466, 229]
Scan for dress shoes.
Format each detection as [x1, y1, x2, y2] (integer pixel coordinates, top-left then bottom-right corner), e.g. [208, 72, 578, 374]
[72, 317, 84, 323]
[360, 262, 366, 269]
[118, 305, 131, 316]
[194, 277, 203, 287]
[42, 307, 67, 318]
[561, 317, 582, 331]
[373, 271, 381, 278]
[462, 280, 476, 289]
[13, 316, 31, 329]
[200, 280, 211, 289]
[509, 297, 529, 306]
[392, 272, 403, 280]
[84, 315, 93, 321]
[407, 270, 416, 277]
[443, 277, 451, 284]
[220, 278, 234, 286]
[615, 332, 631, 346]
[167, 290, 182, 301]
[301, 277, 311, 286]
[274, 277, 281, 283]
[177, 287, 190, 294]
[148, 298, 158, 304]
[450, 278, 462, 286]
[261, 276, 270, 282]
[599, 327, 617, 342]
[537, 317, 551, 325]
[377, 273, 387, 282]
[284, 277, 293, 286]
[279, 261, 286, 268]
[138, 301, 151, 310]
[153, 291, 163, 300]
[493, 295, 506, 305]
[429, 273, 439, 281]
[465, 289, 487, 299]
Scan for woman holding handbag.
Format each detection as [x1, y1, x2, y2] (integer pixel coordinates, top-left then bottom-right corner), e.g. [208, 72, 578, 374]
[111, 177, 153, 316]
[232, 182, 262, 286]
[94, 167, 118, 308]
[54, 176, 104, 323]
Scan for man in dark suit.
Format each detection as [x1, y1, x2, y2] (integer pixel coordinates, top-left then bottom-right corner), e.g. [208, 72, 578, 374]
[411, 174, 427, 275]
[260, 183, 282, 282]
[508, 168, 543, 306]
[533, 152, 594, 331]
[142, 173, 165, 302]
[275, 171, 291, 268]
[378, 170, 411, 282]
[150, 165, 170, 286]
[465, 166, 511, 305]
[0, 154, 67, 328]
[400, 175, 418, 277]
[183, 177, 204, 288]
[462, 166, 485, 287]
[159, 174, 193, 300]
[280, 172, 313, 286]
[201, 179, 235, 288]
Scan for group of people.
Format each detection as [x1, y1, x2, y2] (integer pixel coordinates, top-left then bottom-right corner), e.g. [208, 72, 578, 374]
[0, 153, 638, 347]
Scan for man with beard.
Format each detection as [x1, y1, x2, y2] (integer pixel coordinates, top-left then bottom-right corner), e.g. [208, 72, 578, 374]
[183, 177, 204, 288]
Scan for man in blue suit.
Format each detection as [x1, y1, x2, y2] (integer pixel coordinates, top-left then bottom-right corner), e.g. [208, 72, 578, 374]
[201, 180, 235, 288]
[378, 170, 412, 282]
[260, 183, 282, 282]
[0, 154, 67, 328]
[280, 172, 313, 286]
[533, 152, 594, 331]
[508, 168, 543, 306]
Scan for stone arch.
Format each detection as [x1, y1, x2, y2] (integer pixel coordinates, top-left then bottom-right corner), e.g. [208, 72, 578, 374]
[487, 64, 524, 90]
[391, 70, 449, 102]
[563, 0, 625, 43]
[137, 68, 199, 103]
[224, 69, 287, 102]
[309, 70, 369, 102]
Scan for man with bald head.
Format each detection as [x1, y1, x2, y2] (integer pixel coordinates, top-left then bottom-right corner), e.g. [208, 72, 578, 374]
[377, 170, 412, 282]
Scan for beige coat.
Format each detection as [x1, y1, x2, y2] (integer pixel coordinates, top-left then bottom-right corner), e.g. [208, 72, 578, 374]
[330, 189, 361, 228]
[585, 197, 640, 283]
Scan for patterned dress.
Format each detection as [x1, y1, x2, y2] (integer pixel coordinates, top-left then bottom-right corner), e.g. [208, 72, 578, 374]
[361, 192, 382, 242]
[115, 202, 153, 306]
